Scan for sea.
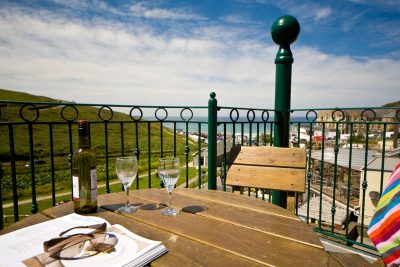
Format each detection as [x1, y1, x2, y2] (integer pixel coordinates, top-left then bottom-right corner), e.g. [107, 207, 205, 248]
[161, 116, 305, 137]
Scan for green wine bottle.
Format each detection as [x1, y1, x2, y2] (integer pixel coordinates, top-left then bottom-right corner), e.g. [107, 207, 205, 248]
[72, 120, 97, 214]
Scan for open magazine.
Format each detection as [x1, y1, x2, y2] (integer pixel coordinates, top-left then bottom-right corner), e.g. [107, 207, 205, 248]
[0, 213, 168, 267]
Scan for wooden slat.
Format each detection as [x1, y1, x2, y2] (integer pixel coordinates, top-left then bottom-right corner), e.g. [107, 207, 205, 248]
[134, 189, 323, 249]
[227, 164, 306, 192]
[230, 146, 307, 168]
[95, 208, 264, 266]
[174, 188, 299, 219]
[99, 194, 335, 267]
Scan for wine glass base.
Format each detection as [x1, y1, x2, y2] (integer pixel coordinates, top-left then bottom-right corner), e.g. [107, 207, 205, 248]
[161, 207, 180, 216]
[116, 205, 137, 214]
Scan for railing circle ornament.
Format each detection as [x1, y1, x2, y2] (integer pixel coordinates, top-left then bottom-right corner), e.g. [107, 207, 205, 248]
[229, 108, 239, 122]
[61, 105, 78, 122]
[19, 104, 39, 122]
[129, 107, 143, 121]
[361, 109, 376, 122]
[155, 107, 168, 122]
[396, 110, 400, 121]
[331, 109, 345, 122]
[246, 109, 255, 123]
[98, 106, 113, 121]
[261, 110, 270, 122]
[306, 110, 317, 122]
[180, 108, 193, 122]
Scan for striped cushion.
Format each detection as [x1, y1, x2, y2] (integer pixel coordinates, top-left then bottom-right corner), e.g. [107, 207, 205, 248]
[368, 163, 400, 267]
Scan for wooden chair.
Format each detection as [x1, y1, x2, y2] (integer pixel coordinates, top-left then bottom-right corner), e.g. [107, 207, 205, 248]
[226, 145, 307, 196]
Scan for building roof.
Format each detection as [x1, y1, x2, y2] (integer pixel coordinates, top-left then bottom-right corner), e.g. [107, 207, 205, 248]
[311, 148, 375, 171]
[363, 155, 400, 172]
[297, 195, 348, 225]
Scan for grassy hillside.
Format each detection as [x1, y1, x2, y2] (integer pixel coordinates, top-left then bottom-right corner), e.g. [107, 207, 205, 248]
[0, 88, 200, 199]
[0, 88, 57, 102]
[383, 100, 400, 107]
[0, 88, 196, 160]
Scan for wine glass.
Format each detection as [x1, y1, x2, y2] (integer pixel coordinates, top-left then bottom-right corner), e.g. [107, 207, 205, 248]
[115, 156, 138, 213]
[158, 158, 180, 216]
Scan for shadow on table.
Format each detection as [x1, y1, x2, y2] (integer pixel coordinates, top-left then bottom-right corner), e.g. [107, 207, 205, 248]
[101, 203, 209, 213]
[182, 206, 208, 214]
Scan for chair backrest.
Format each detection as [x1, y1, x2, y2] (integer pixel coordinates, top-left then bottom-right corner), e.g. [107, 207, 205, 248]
[226, 146, 307, 193]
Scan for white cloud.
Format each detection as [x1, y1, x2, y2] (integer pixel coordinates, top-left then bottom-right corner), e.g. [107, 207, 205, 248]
[292, 47, 400, 108]
[285, 3, 332, 22]
[0, 5, 399, 115]
[220, 14, 262, 25]
[313, 7, 332, 21]
[129, 3, 205, 20]
[255, 0, 333, 22]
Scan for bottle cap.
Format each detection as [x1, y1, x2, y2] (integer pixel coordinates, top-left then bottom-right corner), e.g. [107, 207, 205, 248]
[78, 120, 88, 136]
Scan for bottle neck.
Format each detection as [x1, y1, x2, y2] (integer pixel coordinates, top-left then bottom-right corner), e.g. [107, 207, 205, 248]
[79, 135, 90, 148]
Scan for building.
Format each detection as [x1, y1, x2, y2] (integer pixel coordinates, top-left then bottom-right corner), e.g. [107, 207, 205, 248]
[316, 109, 399, 136]
[309, 148, 375, 204]
[193, 141, 233, 169]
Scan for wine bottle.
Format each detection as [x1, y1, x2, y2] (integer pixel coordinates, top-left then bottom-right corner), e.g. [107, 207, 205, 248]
[72, 120, 97, 214]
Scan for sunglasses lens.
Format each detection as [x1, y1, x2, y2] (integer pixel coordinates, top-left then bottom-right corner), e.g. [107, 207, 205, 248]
[59, 238, 92, 259]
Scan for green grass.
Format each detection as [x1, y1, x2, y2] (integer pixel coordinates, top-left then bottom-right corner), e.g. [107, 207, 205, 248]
[383, 100, 400, 107]
[0, 89, 203, 202]
[0, 88, 198, 163]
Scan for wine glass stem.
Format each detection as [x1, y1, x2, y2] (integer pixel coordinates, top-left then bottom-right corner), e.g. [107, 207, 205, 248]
[168, 191, 172, 209]
[125, 186, 130, 210]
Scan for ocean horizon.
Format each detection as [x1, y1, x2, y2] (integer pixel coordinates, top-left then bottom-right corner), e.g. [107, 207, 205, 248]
[158, 116, 305, 136]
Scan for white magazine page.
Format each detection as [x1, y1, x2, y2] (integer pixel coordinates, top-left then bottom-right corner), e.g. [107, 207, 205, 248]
[0, 213, 109, 267]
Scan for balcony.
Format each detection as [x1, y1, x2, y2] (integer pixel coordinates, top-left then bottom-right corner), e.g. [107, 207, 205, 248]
[0, 14, 399, 265]
[0, 96, 399, 260]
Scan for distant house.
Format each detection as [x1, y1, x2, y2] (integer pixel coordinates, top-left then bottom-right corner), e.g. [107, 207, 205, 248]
[316, 109, 399, 136]
[193, 141, 233, 169]
[309, 148, 375, 202]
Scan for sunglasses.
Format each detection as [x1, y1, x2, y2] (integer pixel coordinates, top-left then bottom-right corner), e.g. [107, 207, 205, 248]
[44, 223, 118, 260]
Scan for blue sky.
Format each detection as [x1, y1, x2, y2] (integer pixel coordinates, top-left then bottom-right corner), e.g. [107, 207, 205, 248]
[0, 0, 399, 109]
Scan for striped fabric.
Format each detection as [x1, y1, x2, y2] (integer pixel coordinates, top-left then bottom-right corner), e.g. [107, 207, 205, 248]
[368, 163, 400, 267]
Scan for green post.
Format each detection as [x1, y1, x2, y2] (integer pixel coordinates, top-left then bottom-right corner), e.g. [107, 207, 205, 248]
[208, 92, 217, 190]
[271, 15, 300, 208]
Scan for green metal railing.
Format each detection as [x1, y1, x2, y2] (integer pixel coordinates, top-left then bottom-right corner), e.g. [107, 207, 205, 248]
[0, 101, 209, 230]
[289, 108, 400, 250]
[1, 97, 398, 251]
[210, 100, 399, 250]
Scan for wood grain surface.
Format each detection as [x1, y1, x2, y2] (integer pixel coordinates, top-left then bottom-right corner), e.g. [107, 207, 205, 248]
[1, 188, 376, 266]
[226, 146, 306, 192]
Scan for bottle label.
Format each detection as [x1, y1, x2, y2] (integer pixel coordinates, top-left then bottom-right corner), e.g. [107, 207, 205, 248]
[72, 175, 79, 200]
[91, 169, 97, 201]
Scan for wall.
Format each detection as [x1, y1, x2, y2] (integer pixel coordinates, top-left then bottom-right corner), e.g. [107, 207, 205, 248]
[358, 170, 391, 226]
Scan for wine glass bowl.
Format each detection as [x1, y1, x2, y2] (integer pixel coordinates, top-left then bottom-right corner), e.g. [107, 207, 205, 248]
[115, 157, 138, 213]
[158, 158, 180, 216]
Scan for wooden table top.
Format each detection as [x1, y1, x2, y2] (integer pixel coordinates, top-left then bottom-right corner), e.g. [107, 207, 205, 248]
[1, 188, 374, 266]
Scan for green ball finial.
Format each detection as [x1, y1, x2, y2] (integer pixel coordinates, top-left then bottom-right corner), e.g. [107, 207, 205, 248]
[271, 15, 300, 45]
[210, 92, 216, 98]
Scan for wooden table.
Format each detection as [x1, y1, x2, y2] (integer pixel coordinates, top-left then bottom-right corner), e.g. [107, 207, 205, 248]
[1, 188, 374, 266]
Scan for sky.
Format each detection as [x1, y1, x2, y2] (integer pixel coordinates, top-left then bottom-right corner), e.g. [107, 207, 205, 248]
[0, 0, 399, 112]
